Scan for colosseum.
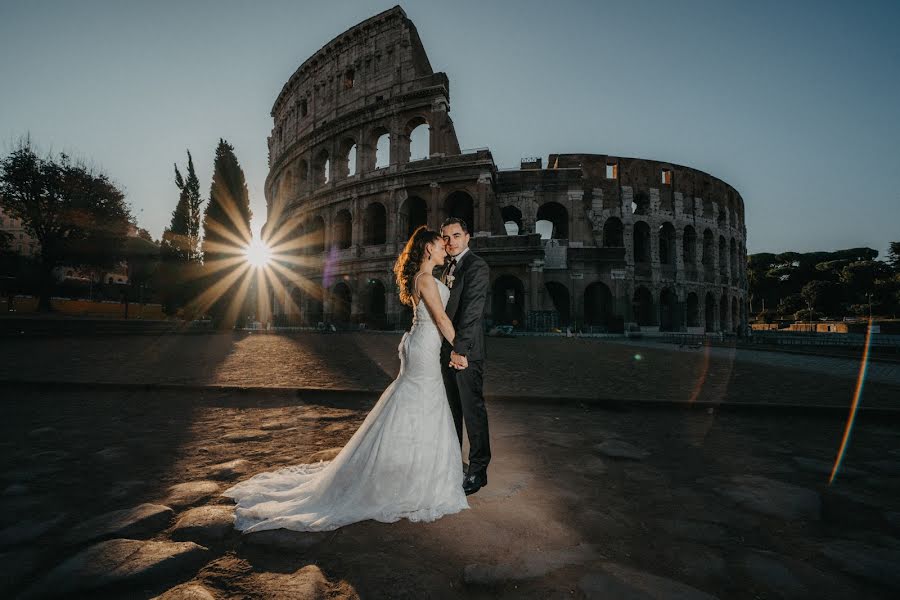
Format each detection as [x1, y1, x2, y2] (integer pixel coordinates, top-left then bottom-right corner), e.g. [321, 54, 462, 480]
[263, 6, 749, 335]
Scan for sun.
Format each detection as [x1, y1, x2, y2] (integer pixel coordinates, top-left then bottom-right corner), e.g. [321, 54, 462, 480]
[244, 238, 272, 268]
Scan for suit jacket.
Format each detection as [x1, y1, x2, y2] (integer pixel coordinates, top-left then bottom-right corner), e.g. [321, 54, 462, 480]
[441, 249, 489, 361]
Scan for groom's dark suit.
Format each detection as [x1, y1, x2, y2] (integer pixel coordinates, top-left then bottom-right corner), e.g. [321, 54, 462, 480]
[440, 249, 491, 478]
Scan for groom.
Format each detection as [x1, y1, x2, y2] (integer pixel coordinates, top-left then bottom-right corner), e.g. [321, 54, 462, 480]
[440, 217, 491, 496]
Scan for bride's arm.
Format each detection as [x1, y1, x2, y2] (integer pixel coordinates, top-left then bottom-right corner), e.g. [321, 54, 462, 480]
[417, 275, 455, 344]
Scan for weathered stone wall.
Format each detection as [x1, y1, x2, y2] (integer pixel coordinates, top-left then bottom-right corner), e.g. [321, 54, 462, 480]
[263, 7, 749, 334]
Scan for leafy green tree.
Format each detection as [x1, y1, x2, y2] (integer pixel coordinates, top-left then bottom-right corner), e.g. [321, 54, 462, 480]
[801, 280, 841, 317]
[776, 294, 804, 317]
[0, 140, 130, 311]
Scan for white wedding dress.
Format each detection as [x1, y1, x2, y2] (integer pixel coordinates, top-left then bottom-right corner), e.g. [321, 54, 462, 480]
[223, 276, 468, 532]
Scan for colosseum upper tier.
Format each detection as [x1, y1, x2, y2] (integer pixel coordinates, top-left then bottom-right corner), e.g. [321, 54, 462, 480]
[264, 6, 748, 334]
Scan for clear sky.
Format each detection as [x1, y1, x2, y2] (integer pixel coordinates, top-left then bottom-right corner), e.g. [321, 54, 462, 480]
[2, 0, 898, 258]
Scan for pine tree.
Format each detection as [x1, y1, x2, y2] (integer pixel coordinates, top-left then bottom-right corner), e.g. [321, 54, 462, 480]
[199, 139, 253, 327]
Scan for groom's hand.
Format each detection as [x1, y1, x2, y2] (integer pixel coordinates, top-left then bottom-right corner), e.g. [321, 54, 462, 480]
[450, 351, 468, 370]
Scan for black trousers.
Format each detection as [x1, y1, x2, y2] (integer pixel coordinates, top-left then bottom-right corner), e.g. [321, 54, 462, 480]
[441, 352, 491, 474]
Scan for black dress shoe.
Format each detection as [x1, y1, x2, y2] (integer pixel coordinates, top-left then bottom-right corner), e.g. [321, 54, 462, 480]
[462, 471, 487, 496]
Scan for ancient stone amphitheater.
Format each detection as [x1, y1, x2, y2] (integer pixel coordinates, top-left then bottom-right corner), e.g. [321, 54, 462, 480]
[263, 6, 748, 334]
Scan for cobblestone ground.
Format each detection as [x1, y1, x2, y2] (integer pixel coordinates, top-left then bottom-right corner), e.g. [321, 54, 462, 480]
[4, 387, 899, 599]
[1, 332, 899, 408]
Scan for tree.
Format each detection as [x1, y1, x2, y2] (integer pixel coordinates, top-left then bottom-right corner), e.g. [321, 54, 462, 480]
[175, 151, 203, 261]
[776, 294, 804, 317]
[887, 242, 900, 273]
[0, 230, 11, 254]
[199, 139, 252, 327]
[801, 280, 841, 317]
[0, 140, 131, 311]
[135, 227, 153, 243]
[158, 152, 205, 314]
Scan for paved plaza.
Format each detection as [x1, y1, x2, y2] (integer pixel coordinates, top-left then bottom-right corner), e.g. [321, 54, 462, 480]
[1, 332, 899, 408]
[2, 333, 900, 598]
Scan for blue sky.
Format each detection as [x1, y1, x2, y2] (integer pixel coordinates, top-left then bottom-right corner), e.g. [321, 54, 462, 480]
[2, 0, 898, 257]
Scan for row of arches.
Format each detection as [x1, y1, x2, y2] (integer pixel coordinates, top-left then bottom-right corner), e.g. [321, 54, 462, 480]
[490, 275, 745, 333]
[602, 218, 745, 281]
[282, 190, 478, 254]
[279, 272, 745, 334]
[280, 279, 389, 329]
[274, 117, 432, 200]
[500, 202, 569, 238]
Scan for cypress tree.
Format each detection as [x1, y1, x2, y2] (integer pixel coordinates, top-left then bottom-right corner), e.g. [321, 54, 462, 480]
[201, 139, 252, 264]
[199, 139, 253, 327]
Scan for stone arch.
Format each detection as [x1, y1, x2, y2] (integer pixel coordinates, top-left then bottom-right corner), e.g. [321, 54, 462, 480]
[372, 126, 391, 170]
[536, 202, 568, 239]
[659, 287, 678, 331]
[632, 191, 650, 216]
[333, 209, 352, 250]
[445, 190, 475, 232]
[364, 278, 387, 329]
[307, 293, 324, 326]
[492, 274, 525, 327]
[501, 205, 523, 235]
[686, 292, 700, 327]
[337, 137, 358, 178]
[718, 235, 728, 278]
[729, 237, 738, 280]
[332, 282, 352, 324]
[719, 293, 729, 331]
[702, 229, 714, 266]
[364, 202, 387, 245]
[731, 296, 739, 333]
[406, 116, 430, 162]
[399, 196, 428, 239]
[313, 148, 330, 186]
[633, 221, 651, 263]
[632, 285, 655, 326]
[544, 281, 570, 326]
[308, 215, 325, 254]
[603, 217, 624, 247]
[289, 286, 303, 325]
[704, 291, 716, 332]
[658, 222, 676, 265]
[584, 282, 612, 327]
[682, 225, 697, 264]
[297, 158, 309, 183]
[277, 169, 293, 205]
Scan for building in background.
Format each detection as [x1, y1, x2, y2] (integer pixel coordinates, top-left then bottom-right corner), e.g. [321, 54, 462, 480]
[264, 7, 748, 333]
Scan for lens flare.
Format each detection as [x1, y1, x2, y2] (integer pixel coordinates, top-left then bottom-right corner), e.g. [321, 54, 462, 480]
[244, 238, 272, 268]
[829, 318, 873, 485]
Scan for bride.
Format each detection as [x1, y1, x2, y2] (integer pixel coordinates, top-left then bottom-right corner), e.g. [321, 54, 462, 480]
[223, 227, 469, 532]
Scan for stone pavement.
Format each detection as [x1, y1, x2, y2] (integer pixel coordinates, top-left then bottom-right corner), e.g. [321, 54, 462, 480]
[1, 332, 899, 409]
[615, 338, 900, 386]
[3, 386, 900, 598]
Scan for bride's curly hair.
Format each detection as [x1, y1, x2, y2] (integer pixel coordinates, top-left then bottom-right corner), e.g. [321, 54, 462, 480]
[394, 226, 443, 307]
